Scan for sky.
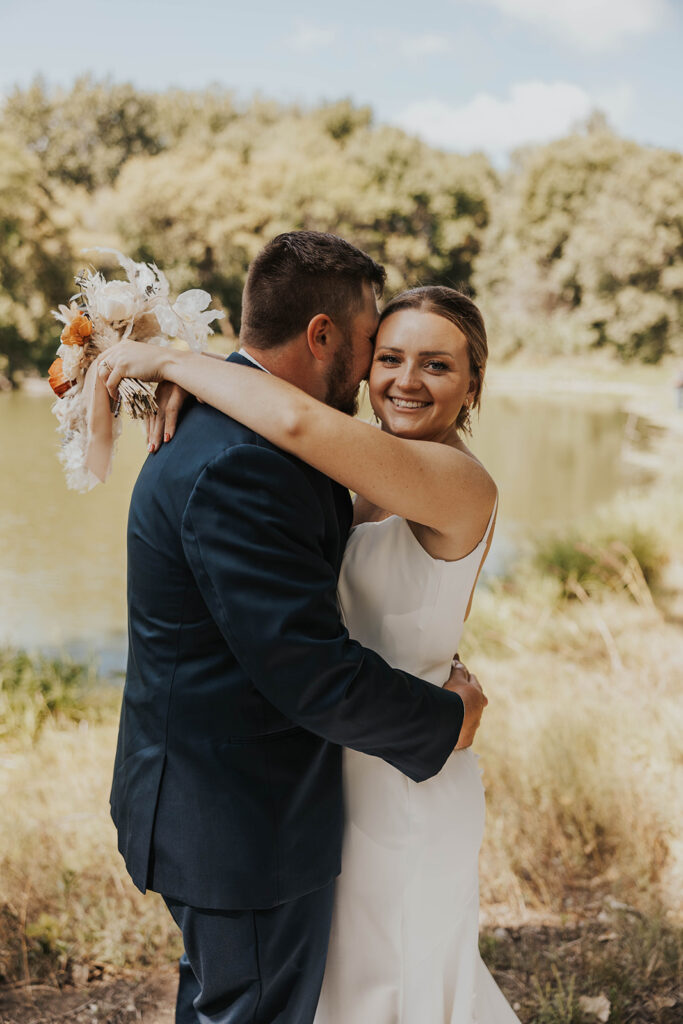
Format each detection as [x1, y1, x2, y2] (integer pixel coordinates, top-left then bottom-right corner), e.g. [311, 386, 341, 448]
[0, 0, 681, 161]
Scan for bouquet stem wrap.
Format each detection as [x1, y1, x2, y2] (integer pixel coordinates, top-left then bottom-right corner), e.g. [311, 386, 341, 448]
[83, 359, 116, 484]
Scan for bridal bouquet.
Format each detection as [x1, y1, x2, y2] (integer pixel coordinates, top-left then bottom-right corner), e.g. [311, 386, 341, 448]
[49, 248, 224, 491]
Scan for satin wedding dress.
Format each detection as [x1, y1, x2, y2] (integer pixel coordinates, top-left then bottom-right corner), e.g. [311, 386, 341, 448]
[315, 501, 519, 1023]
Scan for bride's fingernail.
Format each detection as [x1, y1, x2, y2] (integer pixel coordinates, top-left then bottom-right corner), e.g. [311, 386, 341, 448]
[164, 433, 170, 443]
[148, 443, 155, 453]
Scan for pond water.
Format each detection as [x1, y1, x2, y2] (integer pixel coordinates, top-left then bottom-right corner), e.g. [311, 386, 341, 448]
[0, 389, 641, 669]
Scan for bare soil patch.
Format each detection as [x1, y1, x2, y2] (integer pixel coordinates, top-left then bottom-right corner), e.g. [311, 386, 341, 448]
[0, 970, 176, 1024]
[1, 917, 680, 1024]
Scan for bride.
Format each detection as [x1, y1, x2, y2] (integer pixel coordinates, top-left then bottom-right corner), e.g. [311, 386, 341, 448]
[101, 285, 519, 1023]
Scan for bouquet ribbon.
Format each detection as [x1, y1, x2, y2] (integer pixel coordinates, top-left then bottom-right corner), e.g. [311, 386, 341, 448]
[83, 358, 115, 484]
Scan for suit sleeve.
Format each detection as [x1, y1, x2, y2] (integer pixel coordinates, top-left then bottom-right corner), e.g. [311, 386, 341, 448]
[181, 443, 464, 782]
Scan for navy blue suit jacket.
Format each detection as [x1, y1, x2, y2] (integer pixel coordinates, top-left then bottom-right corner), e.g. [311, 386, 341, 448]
[110, 353, 464, 910]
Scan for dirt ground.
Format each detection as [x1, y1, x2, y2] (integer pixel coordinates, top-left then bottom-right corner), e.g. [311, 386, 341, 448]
[0, 919, 680, 1024]
[0, 971, 176, 1024]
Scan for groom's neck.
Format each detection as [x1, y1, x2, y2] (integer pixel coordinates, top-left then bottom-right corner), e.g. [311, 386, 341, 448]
[239, 338, 327, 403]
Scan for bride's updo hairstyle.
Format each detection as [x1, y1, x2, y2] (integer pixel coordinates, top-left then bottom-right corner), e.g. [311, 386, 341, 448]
[378, 286, 488, 433]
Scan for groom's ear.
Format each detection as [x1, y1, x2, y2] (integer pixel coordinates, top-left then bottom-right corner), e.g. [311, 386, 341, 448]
[307, 314, 334, 362]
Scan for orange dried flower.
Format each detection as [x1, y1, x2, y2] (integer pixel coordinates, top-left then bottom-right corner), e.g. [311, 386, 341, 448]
[60, 312, 93, 346]
[48, 357, 75, 398]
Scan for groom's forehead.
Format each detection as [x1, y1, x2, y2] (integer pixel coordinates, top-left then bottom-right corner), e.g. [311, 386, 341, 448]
[359, 304, 380, 338]
[360, 283, 381, 322]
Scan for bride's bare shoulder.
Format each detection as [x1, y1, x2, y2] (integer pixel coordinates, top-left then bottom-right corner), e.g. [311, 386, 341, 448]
[409, 437, 496, 560]
[450, 436, 488, 472]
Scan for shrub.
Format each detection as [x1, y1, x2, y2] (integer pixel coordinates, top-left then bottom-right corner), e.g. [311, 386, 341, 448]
[0, 649, 113, 744]
[534, 503, 669, 601]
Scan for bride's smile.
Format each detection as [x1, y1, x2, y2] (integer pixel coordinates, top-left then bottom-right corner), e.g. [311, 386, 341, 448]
[369, 308, 478, 443]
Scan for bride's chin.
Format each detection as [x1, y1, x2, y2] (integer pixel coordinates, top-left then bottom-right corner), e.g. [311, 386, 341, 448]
[372, 404, 431, 439]
[377, 410, 429, 437]
[380, 420, 431, 441]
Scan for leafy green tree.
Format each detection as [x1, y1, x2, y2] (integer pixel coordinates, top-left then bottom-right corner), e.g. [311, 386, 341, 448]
[1, 76, 165, 190]
[561, 147, 683, 362]
[2, 77, 679, 373]
[102, 112, 497, 332]
[475, 123, 683, 362]
[339, 125, 496, 292]
[0, 133, 73, 385]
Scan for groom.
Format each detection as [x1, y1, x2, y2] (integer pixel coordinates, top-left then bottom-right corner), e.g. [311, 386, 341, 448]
[110, 231, 487, 1024]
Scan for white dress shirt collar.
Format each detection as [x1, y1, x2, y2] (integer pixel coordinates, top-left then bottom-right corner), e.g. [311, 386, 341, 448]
[238, 347, 270, 374]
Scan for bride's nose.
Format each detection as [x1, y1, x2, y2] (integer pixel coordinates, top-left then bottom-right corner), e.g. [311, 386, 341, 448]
[395, 362, 423, 390]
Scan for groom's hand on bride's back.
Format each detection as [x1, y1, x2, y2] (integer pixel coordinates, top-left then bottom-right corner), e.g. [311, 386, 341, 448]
[443, 660, 488, 750]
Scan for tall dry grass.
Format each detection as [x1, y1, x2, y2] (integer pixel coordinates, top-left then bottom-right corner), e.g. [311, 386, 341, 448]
[0, 716, 179, 985]
[466, 594, 682, 919]
[462, 471, 683, 922]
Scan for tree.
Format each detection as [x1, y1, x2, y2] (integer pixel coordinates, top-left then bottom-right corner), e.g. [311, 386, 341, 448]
[561, 147, 683, 362]
[1, 76, 165, 191]
[0, 133, 73, 384]
[3, 78, 679, 372]
[100, 110, 497, 333]
[475, 123, 683, 361]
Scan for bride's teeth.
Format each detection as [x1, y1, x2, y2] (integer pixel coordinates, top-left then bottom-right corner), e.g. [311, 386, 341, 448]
[390, 398, 429, 409]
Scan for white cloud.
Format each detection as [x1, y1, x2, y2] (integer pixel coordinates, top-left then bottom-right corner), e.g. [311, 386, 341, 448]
[400, 34, 453, 58]
[595, 83, 635, 130]
[395, 81, 629, 157]
[285, 23, 337, 53]
[468, 0, 671, 51]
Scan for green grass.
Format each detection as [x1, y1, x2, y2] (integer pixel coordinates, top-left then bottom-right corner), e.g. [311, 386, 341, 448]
[533, 492, 672, 601]
[0, 648, 117, 745]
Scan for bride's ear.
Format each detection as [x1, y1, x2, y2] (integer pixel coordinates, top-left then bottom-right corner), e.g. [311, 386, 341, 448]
[307, 314, 333, 363]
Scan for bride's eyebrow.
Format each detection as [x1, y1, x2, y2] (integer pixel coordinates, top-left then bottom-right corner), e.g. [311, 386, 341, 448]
[375, 346, 453, 357]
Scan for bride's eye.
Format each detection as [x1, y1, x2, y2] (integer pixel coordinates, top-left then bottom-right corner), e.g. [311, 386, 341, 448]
[377, 353, 400, 365]
[426, 360, 449, 372]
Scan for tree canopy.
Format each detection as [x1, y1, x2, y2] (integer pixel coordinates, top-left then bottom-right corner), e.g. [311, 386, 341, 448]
[0, 79, 680, 384]
[0, 131, 73, 382]
[475, 123, 683, 362]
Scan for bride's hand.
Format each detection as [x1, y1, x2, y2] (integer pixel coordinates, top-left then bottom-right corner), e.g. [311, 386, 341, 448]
[98, 341, 171, 399]
[146, 380, 191, 452]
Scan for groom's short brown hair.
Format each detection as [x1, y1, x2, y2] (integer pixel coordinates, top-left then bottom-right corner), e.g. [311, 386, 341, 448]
[240, 231, 386, 349]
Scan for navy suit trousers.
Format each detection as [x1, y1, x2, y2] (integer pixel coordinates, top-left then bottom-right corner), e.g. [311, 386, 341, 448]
[164, 883, 335, 1024]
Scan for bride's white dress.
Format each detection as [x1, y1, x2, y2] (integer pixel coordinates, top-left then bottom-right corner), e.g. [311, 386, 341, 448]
[315, 503, 519, 1023]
